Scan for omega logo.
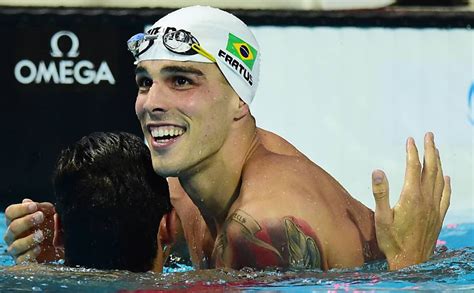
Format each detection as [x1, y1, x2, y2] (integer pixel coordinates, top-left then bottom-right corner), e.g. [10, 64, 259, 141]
[50, 31, 80, 58]
[14, 30, 115, 85]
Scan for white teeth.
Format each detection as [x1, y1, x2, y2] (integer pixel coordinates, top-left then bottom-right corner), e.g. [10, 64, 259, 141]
[150, 126, 185, 139]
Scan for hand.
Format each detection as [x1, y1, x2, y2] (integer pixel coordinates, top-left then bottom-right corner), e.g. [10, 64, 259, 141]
[3, 199, 63, 264]
[371, 132, 451, 270]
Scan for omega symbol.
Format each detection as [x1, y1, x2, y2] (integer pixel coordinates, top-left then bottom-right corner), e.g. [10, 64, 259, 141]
[50, 31, 80, 58]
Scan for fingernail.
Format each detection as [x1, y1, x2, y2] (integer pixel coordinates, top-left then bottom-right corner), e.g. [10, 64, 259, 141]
[33, 212, 44, 224]
[372, 170, 384, 184]
[27, 203, 37, 213]
[373, 175, 383, 184]
[8, 246, 17, 256]
[33, 230, 44, 243]
[425, 132, 434, 143]
[33, 246, 41, 255]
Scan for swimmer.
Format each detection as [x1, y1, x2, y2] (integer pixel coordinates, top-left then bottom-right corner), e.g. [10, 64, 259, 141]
[4, 6, 451, 271]
[7, 132, 172, 272]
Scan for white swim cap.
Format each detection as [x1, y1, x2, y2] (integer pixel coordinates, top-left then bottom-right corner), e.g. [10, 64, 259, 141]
[127, 6, 260, 105]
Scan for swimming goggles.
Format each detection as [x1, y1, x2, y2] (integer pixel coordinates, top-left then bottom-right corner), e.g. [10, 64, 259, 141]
[127, 31, 216, 63]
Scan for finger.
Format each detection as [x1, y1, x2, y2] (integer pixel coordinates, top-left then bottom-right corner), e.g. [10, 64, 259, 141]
[3, 211, 44, 245]
[421, 132, 438, 202]
[402, 137, 422, 201]
[5, 202, 38, 226]
[22, 198, 33, 203]
[439, 176, 451, 222]
[372, 169, 393, 225]
[433, 148, 445, 211]
[7, 230, 44, 258]
[16, 246, 42, 264]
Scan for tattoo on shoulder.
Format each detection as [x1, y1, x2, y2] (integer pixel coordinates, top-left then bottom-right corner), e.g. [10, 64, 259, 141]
[214, 209, 321, 270]
[284, 217, 321, 269]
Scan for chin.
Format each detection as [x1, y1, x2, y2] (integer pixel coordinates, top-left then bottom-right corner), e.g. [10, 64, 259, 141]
[152, 160, 182, 178]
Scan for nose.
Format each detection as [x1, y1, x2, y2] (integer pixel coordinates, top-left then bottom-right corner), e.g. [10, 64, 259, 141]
[138, 81, 172, 115]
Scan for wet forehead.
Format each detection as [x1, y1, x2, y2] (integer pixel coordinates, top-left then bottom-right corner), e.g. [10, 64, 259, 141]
[136, 60, 228, 84]
[137, 60, 213, 76]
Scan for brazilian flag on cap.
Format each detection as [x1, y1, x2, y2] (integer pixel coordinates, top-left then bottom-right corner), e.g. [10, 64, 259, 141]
[226, 33, 258, 70]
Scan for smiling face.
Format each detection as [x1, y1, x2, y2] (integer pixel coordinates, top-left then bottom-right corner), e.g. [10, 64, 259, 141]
[135, 60, 240, 178]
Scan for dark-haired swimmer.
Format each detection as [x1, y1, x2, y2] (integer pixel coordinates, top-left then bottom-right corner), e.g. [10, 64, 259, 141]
[6, 132, 172, 272]
[4, 6, 451, 271]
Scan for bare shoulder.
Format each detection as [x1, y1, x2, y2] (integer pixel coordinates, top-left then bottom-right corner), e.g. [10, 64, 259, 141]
[256, 128, 307, 158]
[230, 143, 381, 269]
[239, 144, 347, 230]
[213, 207, 325, 270]
[213, 147, 330, 270]
[241, 143, 334, 205]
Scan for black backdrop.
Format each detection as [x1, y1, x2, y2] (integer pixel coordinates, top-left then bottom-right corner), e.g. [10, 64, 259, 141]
[0, 7, 472, 210]
[0, 9, 166, 209]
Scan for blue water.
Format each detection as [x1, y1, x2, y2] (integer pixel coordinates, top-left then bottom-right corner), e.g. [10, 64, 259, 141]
[1, 212, 473, 292]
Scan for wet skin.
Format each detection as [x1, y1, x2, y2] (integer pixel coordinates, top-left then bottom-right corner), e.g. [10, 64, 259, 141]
[136, 60, 381, 270]
[3, 60, 451, 271]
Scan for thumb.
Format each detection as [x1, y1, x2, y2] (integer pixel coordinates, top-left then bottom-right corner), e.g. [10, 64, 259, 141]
[372, 169, 393, 224]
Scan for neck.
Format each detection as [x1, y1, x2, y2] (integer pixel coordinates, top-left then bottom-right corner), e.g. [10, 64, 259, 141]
[178, 116, 259, 233]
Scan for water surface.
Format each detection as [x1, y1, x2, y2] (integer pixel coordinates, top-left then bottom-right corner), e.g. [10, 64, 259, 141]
[1, 213, 473, 292]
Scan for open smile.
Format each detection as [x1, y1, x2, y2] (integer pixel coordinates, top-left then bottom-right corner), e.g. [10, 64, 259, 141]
[147, 124, 187, 149]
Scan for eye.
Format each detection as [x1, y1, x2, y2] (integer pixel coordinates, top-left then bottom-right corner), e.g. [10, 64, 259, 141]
[172, 76, 193, 88]
[136, 76, 153, 88]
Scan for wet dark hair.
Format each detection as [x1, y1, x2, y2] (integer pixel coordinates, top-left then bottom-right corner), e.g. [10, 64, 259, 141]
[53, 132, 170, 272]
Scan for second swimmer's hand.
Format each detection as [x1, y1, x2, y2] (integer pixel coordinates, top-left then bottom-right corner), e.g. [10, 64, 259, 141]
[371, 133, 451, 270]
[4, 199, 63, 264]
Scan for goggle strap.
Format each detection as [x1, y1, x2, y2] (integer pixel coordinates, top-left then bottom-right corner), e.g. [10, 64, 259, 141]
[191, 43, 216, 63]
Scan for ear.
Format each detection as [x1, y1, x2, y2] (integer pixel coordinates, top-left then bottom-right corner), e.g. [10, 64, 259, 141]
[52, 213, 64, 248]
[234, 98, 249, 121]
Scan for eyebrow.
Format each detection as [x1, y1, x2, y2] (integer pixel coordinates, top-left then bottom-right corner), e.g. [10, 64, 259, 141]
[160, 65, 204, 76]
[135, 66, 148, 75]
[135, 65, 208, 85]
[135, 65, 205, 78]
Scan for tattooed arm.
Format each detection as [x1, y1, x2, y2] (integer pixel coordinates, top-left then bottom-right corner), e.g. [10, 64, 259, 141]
[213, 209, 325, 270]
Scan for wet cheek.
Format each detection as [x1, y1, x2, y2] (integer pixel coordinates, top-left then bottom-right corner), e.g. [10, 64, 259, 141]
[135, 96, 145, 117]
[182, 98, 199, 114]
[206, 113, 227, 141]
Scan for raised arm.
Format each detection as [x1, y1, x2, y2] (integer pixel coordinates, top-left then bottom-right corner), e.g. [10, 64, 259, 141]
[371, 132, 451, 270]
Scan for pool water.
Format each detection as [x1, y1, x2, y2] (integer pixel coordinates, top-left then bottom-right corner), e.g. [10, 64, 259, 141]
[1, 213, 473, 292]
